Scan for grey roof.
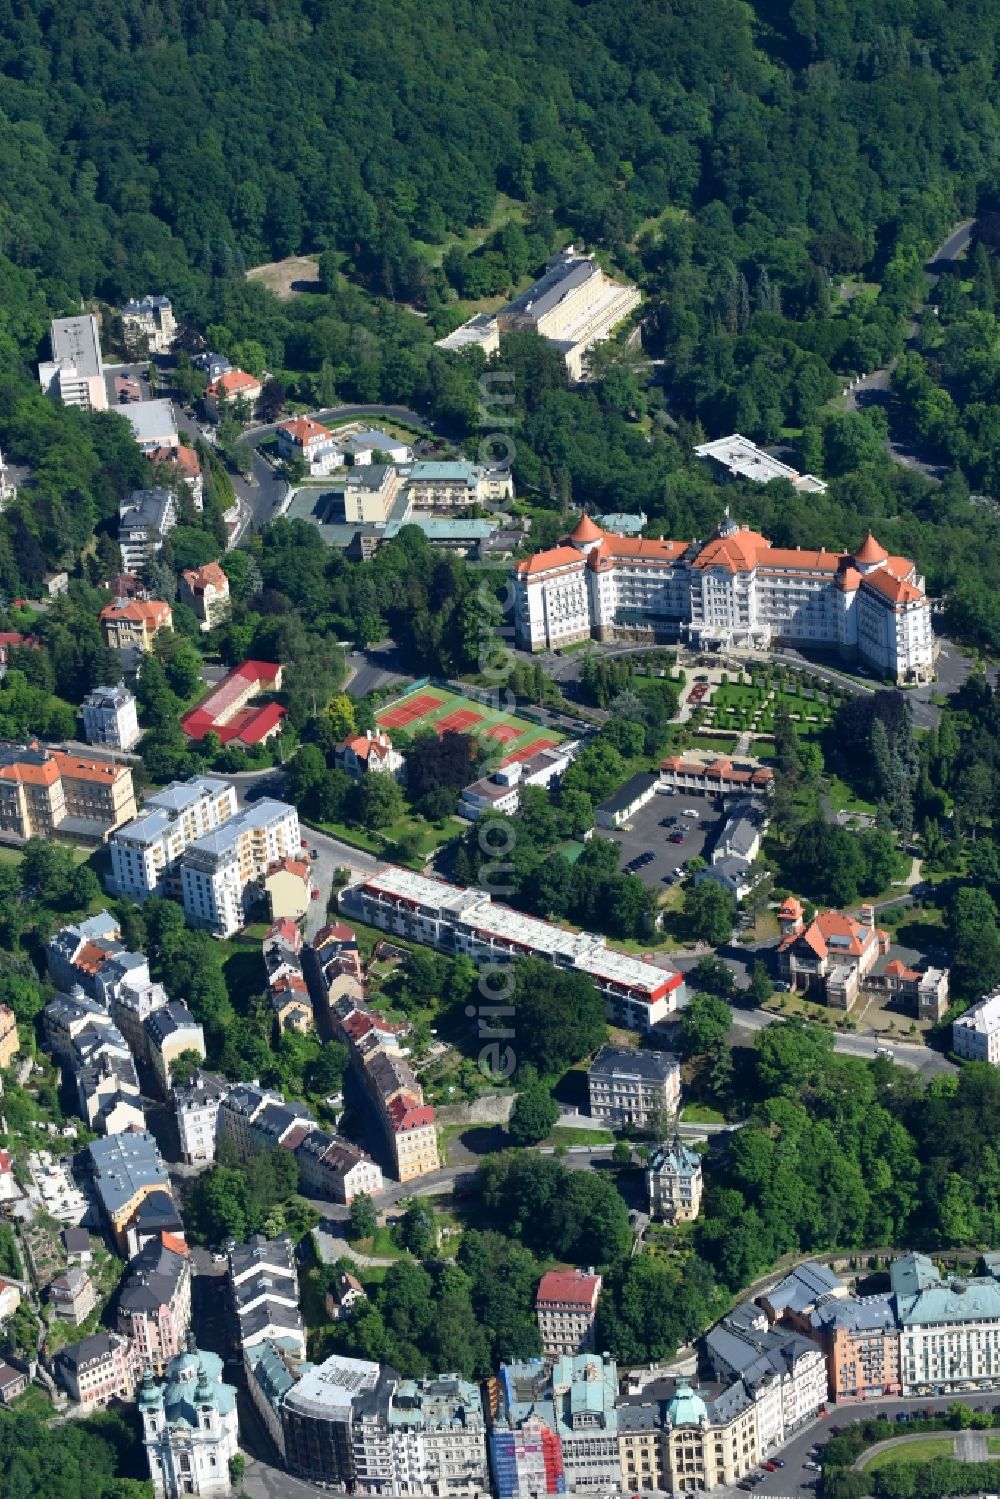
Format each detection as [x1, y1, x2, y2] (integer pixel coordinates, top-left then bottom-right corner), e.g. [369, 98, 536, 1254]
[119, 487, 174, 532]
[345, 463, 392, 492]
[57, 1331, 123, 1374]
[502, 252, 600, 321]
[130, 1190, 183, 1233]
[596, 771, 659, 816]
[617, 1401, 662, 1432]
[588, 1044, 680, 1085]
[88, 1131, 168, 1217]
[83, 683, 135, 710]
[253, 1101, 313, 1142]
[122, 295, 172, 314]
[238, 1300, 304, 1342]
[810, 1293, 897, 1335]
[193, 352, 231, 377]
[118, 1239, 187, 1315]
[146, 999, 199, 1047]
[763, 1260, 844, 1315]
[343, 428, 408, 454]
[121, 400, 177, 444]
[174, 1069, 229, 1108]
[228, 1234, 296, 1282]
[50, 316, 103, 377]
[709, 1378, 754, 1424]
[233, 1266, 301, 1314]
[700, 856, 753, 886]
[63, 1228, 91, 1253]
[184, 799, 294, 862]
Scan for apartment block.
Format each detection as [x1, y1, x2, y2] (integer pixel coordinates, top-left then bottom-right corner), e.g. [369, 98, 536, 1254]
[82, 682, 141, 752]
[118, 487, 178, 571]
[179, 797, 301, 937]
[173, 1069, 231, 1165]
[587, 1045, 681, 1127]
[808, 1295, 901, 1404]
[343, 866, 685, 1033]
[49, 1266, 98, 1325]
[38, 315, 108, 411]
[343, 464, 402, 524]
[618, 1379, 759, 1496]
[294, 1131, 383, 1204]
[404, 460, 513, 511]
[550, 1354, 620, 1495]
[108, 776, 238, 901]
[228, 1234, 306, 1363]
[86, 1130, 173, 1254]
[535, 1270, 603, 1358]
[145, 1000, 206, 1095]
[0, 742, 136, 840]
[121, 400, 180, 455]
[489, 1360, 567, 1499]
[893, 1252, 1000, 1394]
[56, 1330, 136, 1409]
[385, 1373, 490, 1497]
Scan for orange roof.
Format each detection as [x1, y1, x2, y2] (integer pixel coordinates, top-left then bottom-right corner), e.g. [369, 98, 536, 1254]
[181, 561, 228, 594]
[100, 599, 172, 626]
[0, 756, 58, 787]
[588, 536, 687, 570]
[342, 731, 394, 762]
[207, 369, 260, 398]
[759, 547, 842, 572]
[884, 555, 914, 581]
[778, 897, 803, 920]
[568, 514, 603, 544]
[836, 566, 861, 592]
[160, 1231, 188, 1257]
[782, 909, 878, 960]
[149, 445, 200, 477]
[74, 941, 113, 976]
[536, 1270, 602, 1306]
[692, 528, 768, 572]
[855, 531, 888, 564]
[52, 752, 126, 784]
[515, 544, 584, 577]
[278, 416, 330, 446]
[861, 571, 924, 607]
[267, 856, 310, 882]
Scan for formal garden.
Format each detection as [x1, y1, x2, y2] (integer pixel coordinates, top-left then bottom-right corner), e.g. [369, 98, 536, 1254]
[696, 668, 846, 740]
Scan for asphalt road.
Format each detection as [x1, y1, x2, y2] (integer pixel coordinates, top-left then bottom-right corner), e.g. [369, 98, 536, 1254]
[727, 1003, 955, 1078]
[343, 641, 411, 699]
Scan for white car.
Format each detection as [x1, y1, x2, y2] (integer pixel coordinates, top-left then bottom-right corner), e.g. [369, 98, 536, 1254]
[681, 808, 698, 818]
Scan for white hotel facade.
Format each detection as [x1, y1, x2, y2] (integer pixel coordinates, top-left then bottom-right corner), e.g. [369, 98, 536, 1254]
[341, 865, 685, 1031]
[513, 515, 934, 684]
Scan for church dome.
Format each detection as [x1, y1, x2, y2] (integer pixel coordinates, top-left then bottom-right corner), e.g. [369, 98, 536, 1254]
[667, 1382, 708, 1427]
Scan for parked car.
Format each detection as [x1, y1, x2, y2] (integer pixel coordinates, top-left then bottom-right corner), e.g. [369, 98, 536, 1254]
[669, 832, 685, 843]
[311, 888, 320, 900]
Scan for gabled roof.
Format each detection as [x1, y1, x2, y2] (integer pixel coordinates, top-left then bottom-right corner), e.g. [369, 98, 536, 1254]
[207, 369, 260, 398]
[514, 545, 584, 577]
[861, 570, 924, 606]
[536, 1270, 602, 1307]
[100, 598, 172, 626]
[181, 561, 228, 594]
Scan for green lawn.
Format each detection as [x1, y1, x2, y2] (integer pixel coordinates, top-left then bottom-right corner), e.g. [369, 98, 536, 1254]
[683, 732, 741, 755]
[307, 812, 463, 866]
[545, 1126, 614, 1146]
[10, 1385, 54, 1419]
[824, 774, 878, 816]
[987, 1437, 1000, 1454]
[862, 1438, 955, 1471]
[681, 1102, 726, 1125]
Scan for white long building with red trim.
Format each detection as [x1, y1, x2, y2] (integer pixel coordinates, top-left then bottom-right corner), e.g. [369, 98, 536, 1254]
[512, 515, 934, 683]
[341, 865, 684, 1031]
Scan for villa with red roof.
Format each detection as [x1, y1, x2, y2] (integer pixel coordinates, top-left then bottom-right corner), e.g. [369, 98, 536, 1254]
[512, 513, 934, 682]
[777, 898, 890, 1009]
[204, 369, 262, 419]
[148, 444, 203, 508]
[335, 729, 405, 782]
[180, 660, 285, 748]
[275, 416, 341, 476]
[178, 561, 230, 632]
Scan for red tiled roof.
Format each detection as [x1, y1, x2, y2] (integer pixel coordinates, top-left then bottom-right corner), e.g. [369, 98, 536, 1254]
[100, 598, 172, 627]
[265, 917, 301, 946]
[74, 941, 113, 976]
[536, 1270, 602, 1306]
[181, 561, 227, 595]
[588, 535, 687, 570]
[160, 1231, 188, 1257]
[855, 531, 888, 564]
[278, 417, 331, 447]
[861, 570, 924, 607]
[514, 545, 584, 577]
[267, 856, 310, 883]
[387, 1097, 435, 1131]
[340, 731, 395, 762]
[206, 369, 261, 398]
[692, 528, 768, 572]
[0, 1150, 12, 1174]
[150, 445, 201, 477]
[280, 1124, 312, 1152]
[314, 922, 357, 948]
[181, 660, 283, 743]
[568, 514, 603, 544]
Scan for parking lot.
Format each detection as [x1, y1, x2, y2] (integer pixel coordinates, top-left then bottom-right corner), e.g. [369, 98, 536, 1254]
[603, 788, 724, 889]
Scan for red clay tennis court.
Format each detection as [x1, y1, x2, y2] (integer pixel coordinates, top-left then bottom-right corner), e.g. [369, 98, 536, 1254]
[379, 691, 444, 729]
[484, 722, 521, 745]
[435, 708, 483, 734]
[502, 737, 558, 763]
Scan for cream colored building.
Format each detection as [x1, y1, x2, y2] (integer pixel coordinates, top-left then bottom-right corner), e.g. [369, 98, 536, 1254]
[264, 857, 312, 922]
[121, 296, 177, 353]
[100, 598, 173, 652]
[343, 464, 401, 524]
[179, 798, 302, 938]
[0, 744, 136, 841]
[0, 1004, 18, 1069]
[497, 248, 640, 380]
[109, 777, 238, 901]
[646, 1137, 704, 1224]
[619, 1382, 759, 1496]
[179, 562, 230, 632]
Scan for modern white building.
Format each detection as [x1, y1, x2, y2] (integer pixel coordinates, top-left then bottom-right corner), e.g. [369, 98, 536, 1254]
[38, 315, 108, 411]
[694, 433, 827, 493]
[501, 248, 641, 380]
[179, 798, 301, 938]
[457, 743, 577, 822]
[108, 777, 239, 901]
[952, 989, 1000, 1064]
[82, 682, 141, 752]
[513, 515, 935, 683]
[139, 1346, 240, 1498]
[122, 399, 180, 454]
[343, 866, 685, 1032]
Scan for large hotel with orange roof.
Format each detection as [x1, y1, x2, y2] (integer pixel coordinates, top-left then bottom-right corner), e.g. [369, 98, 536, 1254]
[512, 514, 934, 682]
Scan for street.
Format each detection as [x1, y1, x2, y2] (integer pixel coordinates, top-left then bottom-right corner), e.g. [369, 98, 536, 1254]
[726, 1004, 955, 1078]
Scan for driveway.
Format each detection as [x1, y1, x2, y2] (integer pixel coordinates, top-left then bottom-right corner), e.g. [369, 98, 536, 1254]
[343, 642, 411, 699]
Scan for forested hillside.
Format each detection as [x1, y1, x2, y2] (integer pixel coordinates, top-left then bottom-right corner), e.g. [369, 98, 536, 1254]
[1, 0, 999, 348]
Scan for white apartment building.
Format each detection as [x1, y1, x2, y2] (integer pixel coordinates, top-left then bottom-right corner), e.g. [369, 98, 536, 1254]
[513, 515, 935, 684]
[38, 315, 108, 411]
[384, 1374, 490, 1498]
[343, 866, 685, 1032]
[108, 777, 238, 901]
[893, 1253, 1000, 1393]
[694, 433, 827, 494]
[118, 486, 178, 571]
[952, 989, 1000, 1063]
[121, 295, 177, 353]
[179, 798, 301, 938]
[82, 682, 141, 752]
[173, 1071, 230, 1165]
[587, 1045, 681, 1127]
[343, 465, 401, 524]
[276, 416, 342, 476]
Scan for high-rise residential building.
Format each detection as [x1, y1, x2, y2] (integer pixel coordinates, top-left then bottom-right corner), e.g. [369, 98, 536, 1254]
[139, 1346, 239, 1498]
[179, 798, 301, 937]
[82, 682, 141, 752]
[512, 515, 935, 684]
[0, 742, 137, 840]
[38, 315, 108, 411]
[118, 487, 178, 571]
[108, 777, 238, 901]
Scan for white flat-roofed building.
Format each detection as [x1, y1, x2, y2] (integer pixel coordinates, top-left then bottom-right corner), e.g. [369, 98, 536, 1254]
[121, 399, 179, 454]
[694, 433, 827, 493]
[118, 487, 178, 571]
[433, 313, 501, 356]
[512, 513, 934, 683]
[342, 865, 685, 1032]
[497, 247, 640, 380]
[179, 798, 300, 938]
[38, 315, 108, 411]
[108, 777, 238, 901]
[342, 428, 413, 466]
[953, 989, 1000, 1064]
[82, 682, 141, 751]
